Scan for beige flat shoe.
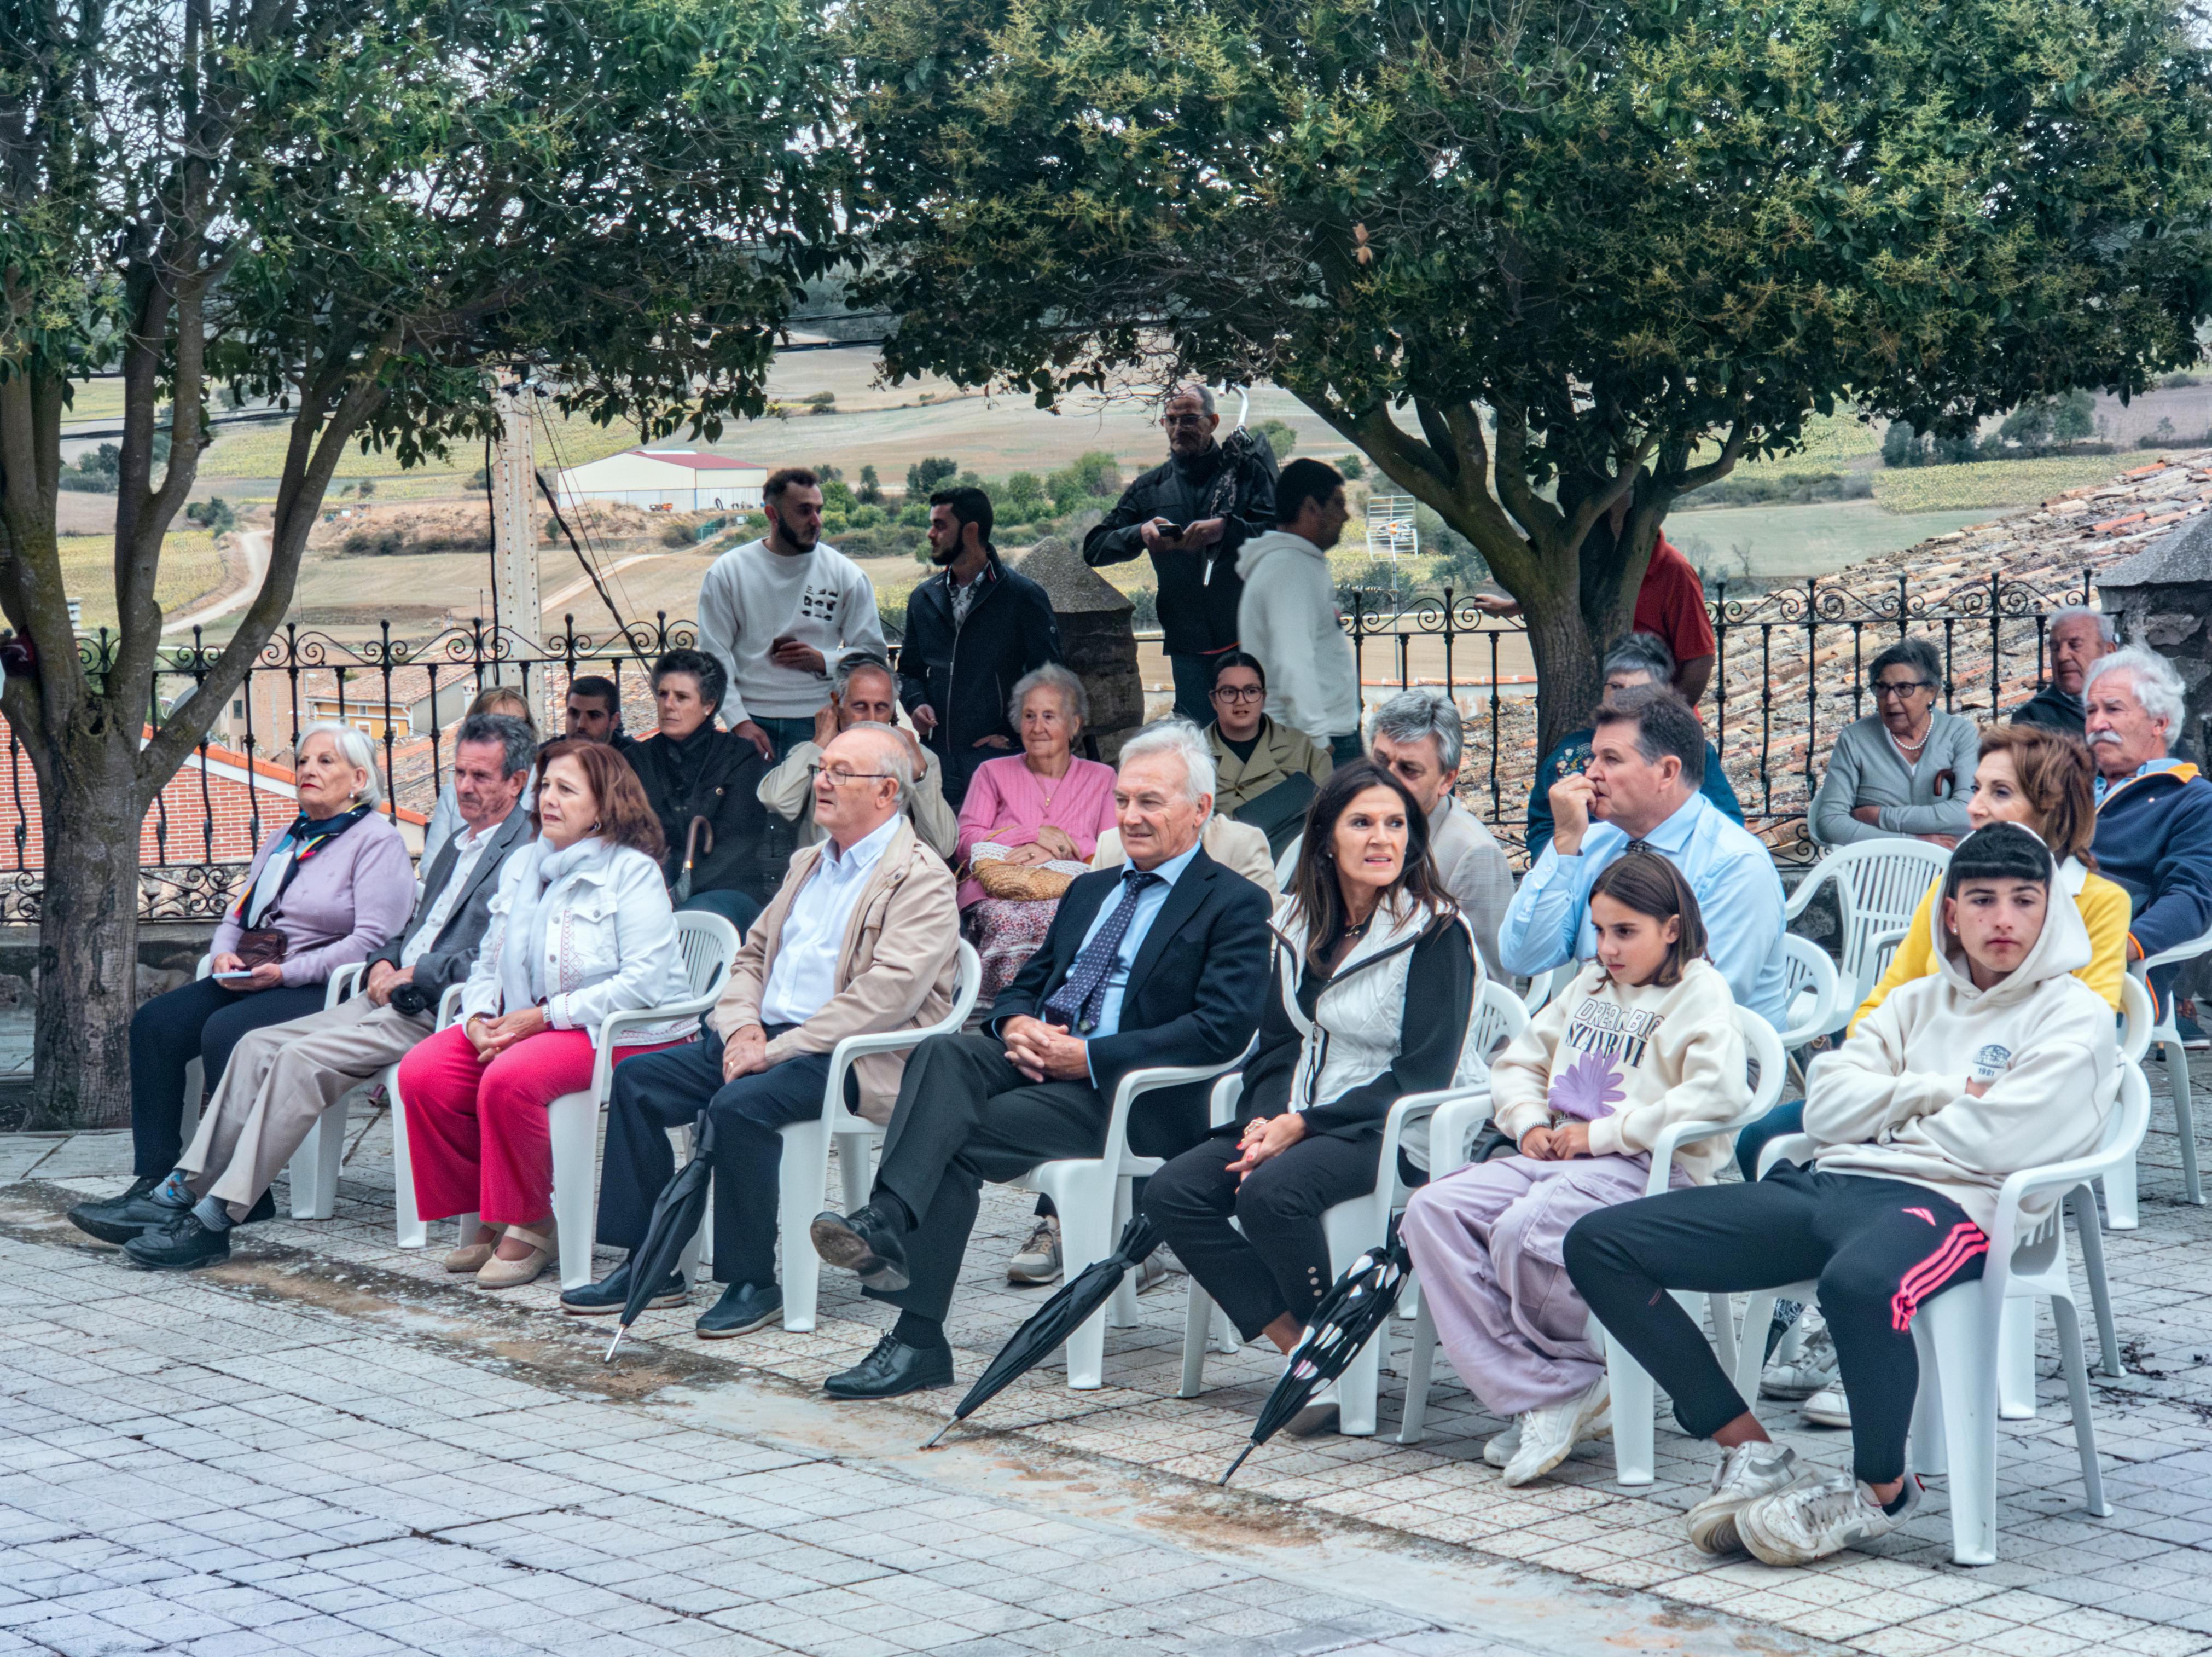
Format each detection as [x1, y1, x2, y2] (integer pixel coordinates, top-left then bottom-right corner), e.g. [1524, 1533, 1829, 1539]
[475, 1222, 556, 1289]
[443, 1232, 497, 1273]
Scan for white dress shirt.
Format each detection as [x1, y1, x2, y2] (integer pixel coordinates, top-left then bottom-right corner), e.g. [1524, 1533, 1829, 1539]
[400, 822, 492, 970]
[759, 813, 903, 1027]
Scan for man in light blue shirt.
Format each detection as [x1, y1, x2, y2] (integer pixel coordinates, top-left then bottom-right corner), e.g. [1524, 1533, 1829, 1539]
[1502, 687, 1788, 1030]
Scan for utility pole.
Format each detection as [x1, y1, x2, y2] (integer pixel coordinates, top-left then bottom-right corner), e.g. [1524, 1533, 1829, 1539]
[489, 380, 548, 726]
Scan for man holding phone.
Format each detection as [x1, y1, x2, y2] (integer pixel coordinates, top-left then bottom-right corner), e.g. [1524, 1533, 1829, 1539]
[699, 466, 887, 761]
[1083, 384, 1278, 724]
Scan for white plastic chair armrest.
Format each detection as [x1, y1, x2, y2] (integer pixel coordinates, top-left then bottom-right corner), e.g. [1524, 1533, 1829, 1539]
[1102, 1042, 1257, 1161]
[1755, 1131, 1818, 1179]
[1377, 1087, 1478, 1185]
[2140, 925, 2212, 974]
[1642, 1117, 1754, 1197]
[435, 984, 465, 1029]
[1782, 862, 1836, 924]
[328, 962, 365, 1004]
[1207, 1074, 1245, 1130]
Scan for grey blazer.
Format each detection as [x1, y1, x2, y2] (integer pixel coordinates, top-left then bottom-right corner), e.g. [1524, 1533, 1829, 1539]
[365, 806, 534, 998]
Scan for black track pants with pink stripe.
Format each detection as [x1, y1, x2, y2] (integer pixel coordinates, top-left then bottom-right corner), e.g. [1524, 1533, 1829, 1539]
[1563, 1161, 1987, 1485]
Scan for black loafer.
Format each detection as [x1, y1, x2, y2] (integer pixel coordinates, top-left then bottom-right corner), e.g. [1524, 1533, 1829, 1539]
[809, 1206, 911, 1294]
[696, 1281, 782, 1339]
[239, 1189, 277, 1226]
[561, 1261, 688, 1317]
[823, 1332, 954, 1399]
[121, 1212, 230, 1271]
[68, 1176, 180, 1245]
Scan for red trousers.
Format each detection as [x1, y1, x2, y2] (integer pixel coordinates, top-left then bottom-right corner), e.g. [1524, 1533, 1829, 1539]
[398, 1023, 685, 1227]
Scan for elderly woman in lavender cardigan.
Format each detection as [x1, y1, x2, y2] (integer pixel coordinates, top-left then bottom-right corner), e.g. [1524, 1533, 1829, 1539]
[123, 724, 414, 1195]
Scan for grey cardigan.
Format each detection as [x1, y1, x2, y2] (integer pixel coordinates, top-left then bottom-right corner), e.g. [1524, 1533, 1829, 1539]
[1810, 711, 1977, 846]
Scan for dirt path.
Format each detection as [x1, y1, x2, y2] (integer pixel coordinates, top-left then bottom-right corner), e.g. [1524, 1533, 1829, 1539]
[162, 526, 270, 634]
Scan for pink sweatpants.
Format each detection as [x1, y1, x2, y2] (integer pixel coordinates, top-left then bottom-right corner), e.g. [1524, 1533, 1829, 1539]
[1400, 1152, 1690, 1417]
[398, 1024, 685, 1227]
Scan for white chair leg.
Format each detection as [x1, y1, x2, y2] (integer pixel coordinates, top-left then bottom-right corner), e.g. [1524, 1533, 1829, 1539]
[1919, 1291, 1998, 1565]
[1178, 1279, 1215, 1399]
[1707, 1292, 1738, 1386]
[1107, 1179, 1140, 1330]
[287, 1094, 352, 1221]
[1058, 1185, 1115, 1390]
[2048, 1294, 2110, 1518]
[545, 1090, 601, 1291]
[1211, 1305, 1239, 1355]
[1604, 1332, 1657, 1487]
[387, 1065, 430, 1249]
[1734, 1290, 1783, 1406]
[777, 1118, 830, 1332]
[1396, 1298, 1437, 1445]
[1339, 1321, 1381, 1439]
[2102, 1149, 2139, 1231]
[1908, 1322, 1948, 1478]
[1998, 1296, 2040, 1420]
[2069, 1187, 2123, 1378]
[2165, 1038, 2203, 1205]
[836, 1131, 872, 1213]
[180, 1058, 204, 1146]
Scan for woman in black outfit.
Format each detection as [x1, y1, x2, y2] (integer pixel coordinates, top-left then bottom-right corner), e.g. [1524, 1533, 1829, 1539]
[1143, 759, 1478, 1386]
[625, 647, 774, 935]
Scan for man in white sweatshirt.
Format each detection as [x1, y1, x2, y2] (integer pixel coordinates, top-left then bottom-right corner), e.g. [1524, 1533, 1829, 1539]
[1564, 821, 2115, 1567]
[1235, 459, 1362, 763]
[698, 466, 886, 761]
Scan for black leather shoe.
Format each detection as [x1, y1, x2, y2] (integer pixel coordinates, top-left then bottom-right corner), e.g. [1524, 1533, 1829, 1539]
[696, 1281, 782, 1339]
[121, 1212, 230, 1271]
[810, 1206, 911, 1294]
[68, 1176, 181, 1245]
[560, 1261, 687, 1317]
[240, 1189, 276, 1226]
[823, 1333, 954, 1399]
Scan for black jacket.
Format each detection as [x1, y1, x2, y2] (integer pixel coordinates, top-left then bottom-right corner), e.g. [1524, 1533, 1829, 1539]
[365, 804, 534, 1001]
[1082, 441, 1278, 657]
[990, 849, 1274, 1157]
[896, 551, 1061, 806]
[625, 724, 775, 906]
[2013, 681, 2086, 738]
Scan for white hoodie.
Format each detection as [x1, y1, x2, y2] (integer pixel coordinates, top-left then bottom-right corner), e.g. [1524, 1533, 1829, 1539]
[1235, 530, 1360, 741]
[1803, 871, 2116, 1233]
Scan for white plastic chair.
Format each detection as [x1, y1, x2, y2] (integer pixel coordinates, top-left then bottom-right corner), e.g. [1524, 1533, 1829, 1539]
[1272, 832, 1303, 895]
[388, 982, 469, 1248]
[2130, 927, 2212, 1204]
[543, 911, 739, 1289]
[2106, 974, 2154, 1230]
[1778, 935, 1843, 1056]
[1734, 1063, 2145, 1566]
[1599, 1010, 1786, 1485]
[769, 941, 982, 1331]
[1785, 841, 1950, 1006]
[1012, 1045, 1255, 1391]
[1518, 963, 1572, 1016]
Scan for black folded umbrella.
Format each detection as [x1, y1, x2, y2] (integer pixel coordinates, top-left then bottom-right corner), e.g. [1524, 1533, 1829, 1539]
[1221, 1219, 1413, 1485]
[922, 1212, 1160, 1448]
[603, 1110, 715, 1363]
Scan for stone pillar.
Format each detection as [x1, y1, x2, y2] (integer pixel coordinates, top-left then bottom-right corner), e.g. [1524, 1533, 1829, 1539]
[2098, 519, 2212, 761]
[1010, 536, 1145, 762]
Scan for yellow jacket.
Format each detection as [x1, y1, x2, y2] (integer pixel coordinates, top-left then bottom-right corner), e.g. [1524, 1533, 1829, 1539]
[1849, 859, 2129, 1034]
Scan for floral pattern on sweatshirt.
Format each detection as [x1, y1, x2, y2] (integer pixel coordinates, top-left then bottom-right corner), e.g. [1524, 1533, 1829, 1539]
[1548, 1050, 1627, 1121]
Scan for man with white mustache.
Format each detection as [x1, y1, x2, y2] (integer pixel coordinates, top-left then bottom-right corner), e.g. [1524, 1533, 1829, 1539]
[2083, 646, 2212, 1029]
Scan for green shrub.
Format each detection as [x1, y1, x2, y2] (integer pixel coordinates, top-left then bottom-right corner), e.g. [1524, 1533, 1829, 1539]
[1256, 419, 1297, 460]
[907, 456, 958, 495]
[1338, 454, 1365, 479]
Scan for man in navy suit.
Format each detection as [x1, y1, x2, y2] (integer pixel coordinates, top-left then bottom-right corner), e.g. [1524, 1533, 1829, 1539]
[810, 721, 1275, 1398]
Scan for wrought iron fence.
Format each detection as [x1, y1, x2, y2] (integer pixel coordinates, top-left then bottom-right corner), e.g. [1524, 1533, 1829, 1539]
[0, 561, 2100, 922]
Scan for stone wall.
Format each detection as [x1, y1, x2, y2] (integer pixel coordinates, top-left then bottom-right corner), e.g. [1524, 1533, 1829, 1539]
[1011, 537, 1145, 761]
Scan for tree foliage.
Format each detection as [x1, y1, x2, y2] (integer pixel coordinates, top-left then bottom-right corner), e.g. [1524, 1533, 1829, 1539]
[0, 0, 839, 1124]
[843, 0, 2212, 743]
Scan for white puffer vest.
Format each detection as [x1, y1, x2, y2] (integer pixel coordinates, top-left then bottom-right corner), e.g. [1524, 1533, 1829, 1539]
[1271, 893, 1487, 1169]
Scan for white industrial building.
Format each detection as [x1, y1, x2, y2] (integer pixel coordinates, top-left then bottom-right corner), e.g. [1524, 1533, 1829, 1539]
[553, 449, 770, 511]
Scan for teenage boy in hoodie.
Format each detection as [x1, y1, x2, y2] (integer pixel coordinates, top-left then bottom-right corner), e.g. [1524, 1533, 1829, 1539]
[1235, 460, 1363, 764]
[1563, 822, 2115, 1567]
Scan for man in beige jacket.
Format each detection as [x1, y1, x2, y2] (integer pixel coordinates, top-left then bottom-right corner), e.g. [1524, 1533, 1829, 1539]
[564, 723, 960, 1338]
[758, 653, 959, 860]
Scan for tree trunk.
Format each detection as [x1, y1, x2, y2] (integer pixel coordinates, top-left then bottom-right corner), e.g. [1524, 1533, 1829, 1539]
[25, 730, 147, 1132]
[1522, 595, 1605, 756]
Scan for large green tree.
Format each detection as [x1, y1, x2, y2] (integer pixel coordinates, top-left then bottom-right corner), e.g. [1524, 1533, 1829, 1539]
[844, 0, 2212, 745]
[1, 0, 837, 1127]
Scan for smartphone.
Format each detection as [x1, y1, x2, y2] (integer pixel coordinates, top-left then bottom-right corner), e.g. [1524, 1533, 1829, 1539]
[212, 968, 256, 981]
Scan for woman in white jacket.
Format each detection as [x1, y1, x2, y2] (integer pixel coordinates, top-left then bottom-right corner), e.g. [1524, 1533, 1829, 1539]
[1564, 822, 2115, 1567]
[399, 740, 693, 1289]
[1402, 850, 1749, 1487]
[1143, 760, 1478, 1433]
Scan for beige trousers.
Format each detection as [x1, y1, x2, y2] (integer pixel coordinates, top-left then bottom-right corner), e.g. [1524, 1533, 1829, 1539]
[178, 994, 433, 1218]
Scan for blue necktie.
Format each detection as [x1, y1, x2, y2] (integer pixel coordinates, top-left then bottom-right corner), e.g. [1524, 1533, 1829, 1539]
[1044, 870, 1162, 1035]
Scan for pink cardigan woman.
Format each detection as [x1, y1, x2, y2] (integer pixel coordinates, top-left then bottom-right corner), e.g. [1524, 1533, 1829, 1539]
[957, 665, 1118, 995]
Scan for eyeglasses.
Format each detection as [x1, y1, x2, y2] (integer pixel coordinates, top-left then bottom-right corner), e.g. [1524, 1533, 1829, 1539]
[820, 768, 896, 785]
[1162, 413, 1210, 429]
[1870, 679, 1937, 699]
[1211, 685, 1264, 703]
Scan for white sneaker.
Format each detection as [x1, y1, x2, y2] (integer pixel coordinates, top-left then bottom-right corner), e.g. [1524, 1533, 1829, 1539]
[1483, 1422, 1520, 1468]
[1739, 1471, 1921, 1566]
[1760, 1310, 1838, 1401]
[1007, 1217, 1061, 1284]
[1501, 1376, 1610, 1486]
[1685, 1442, 1804, 1555]
[1802, 1383, 1853, 1428]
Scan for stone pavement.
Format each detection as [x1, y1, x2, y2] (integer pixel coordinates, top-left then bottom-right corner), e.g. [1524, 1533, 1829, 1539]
[5, 1053, 2212, 1657]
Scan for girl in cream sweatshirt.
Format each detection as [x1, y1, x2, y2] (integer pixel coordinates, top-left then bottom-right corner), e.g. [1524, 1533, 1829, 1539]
[1400, 849, 1750, 1487]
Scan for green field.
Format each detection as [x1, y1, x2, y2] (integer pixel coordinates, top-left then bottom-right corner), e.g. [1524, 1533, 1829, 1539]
[1667, 501, 1996, 581]
[55, 530, 230, 630]
[1870, 452, 2181, 513]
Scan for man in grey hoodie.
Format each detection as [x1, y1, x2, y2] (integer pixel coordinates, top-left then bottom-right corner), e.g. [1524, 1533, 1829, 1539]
[1235, 460, 1363, 763]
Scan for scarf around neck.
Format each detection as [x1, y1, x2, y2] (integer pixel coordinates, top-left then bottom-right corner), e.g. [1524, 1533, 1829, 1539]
[498, 835, 613, 1013]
